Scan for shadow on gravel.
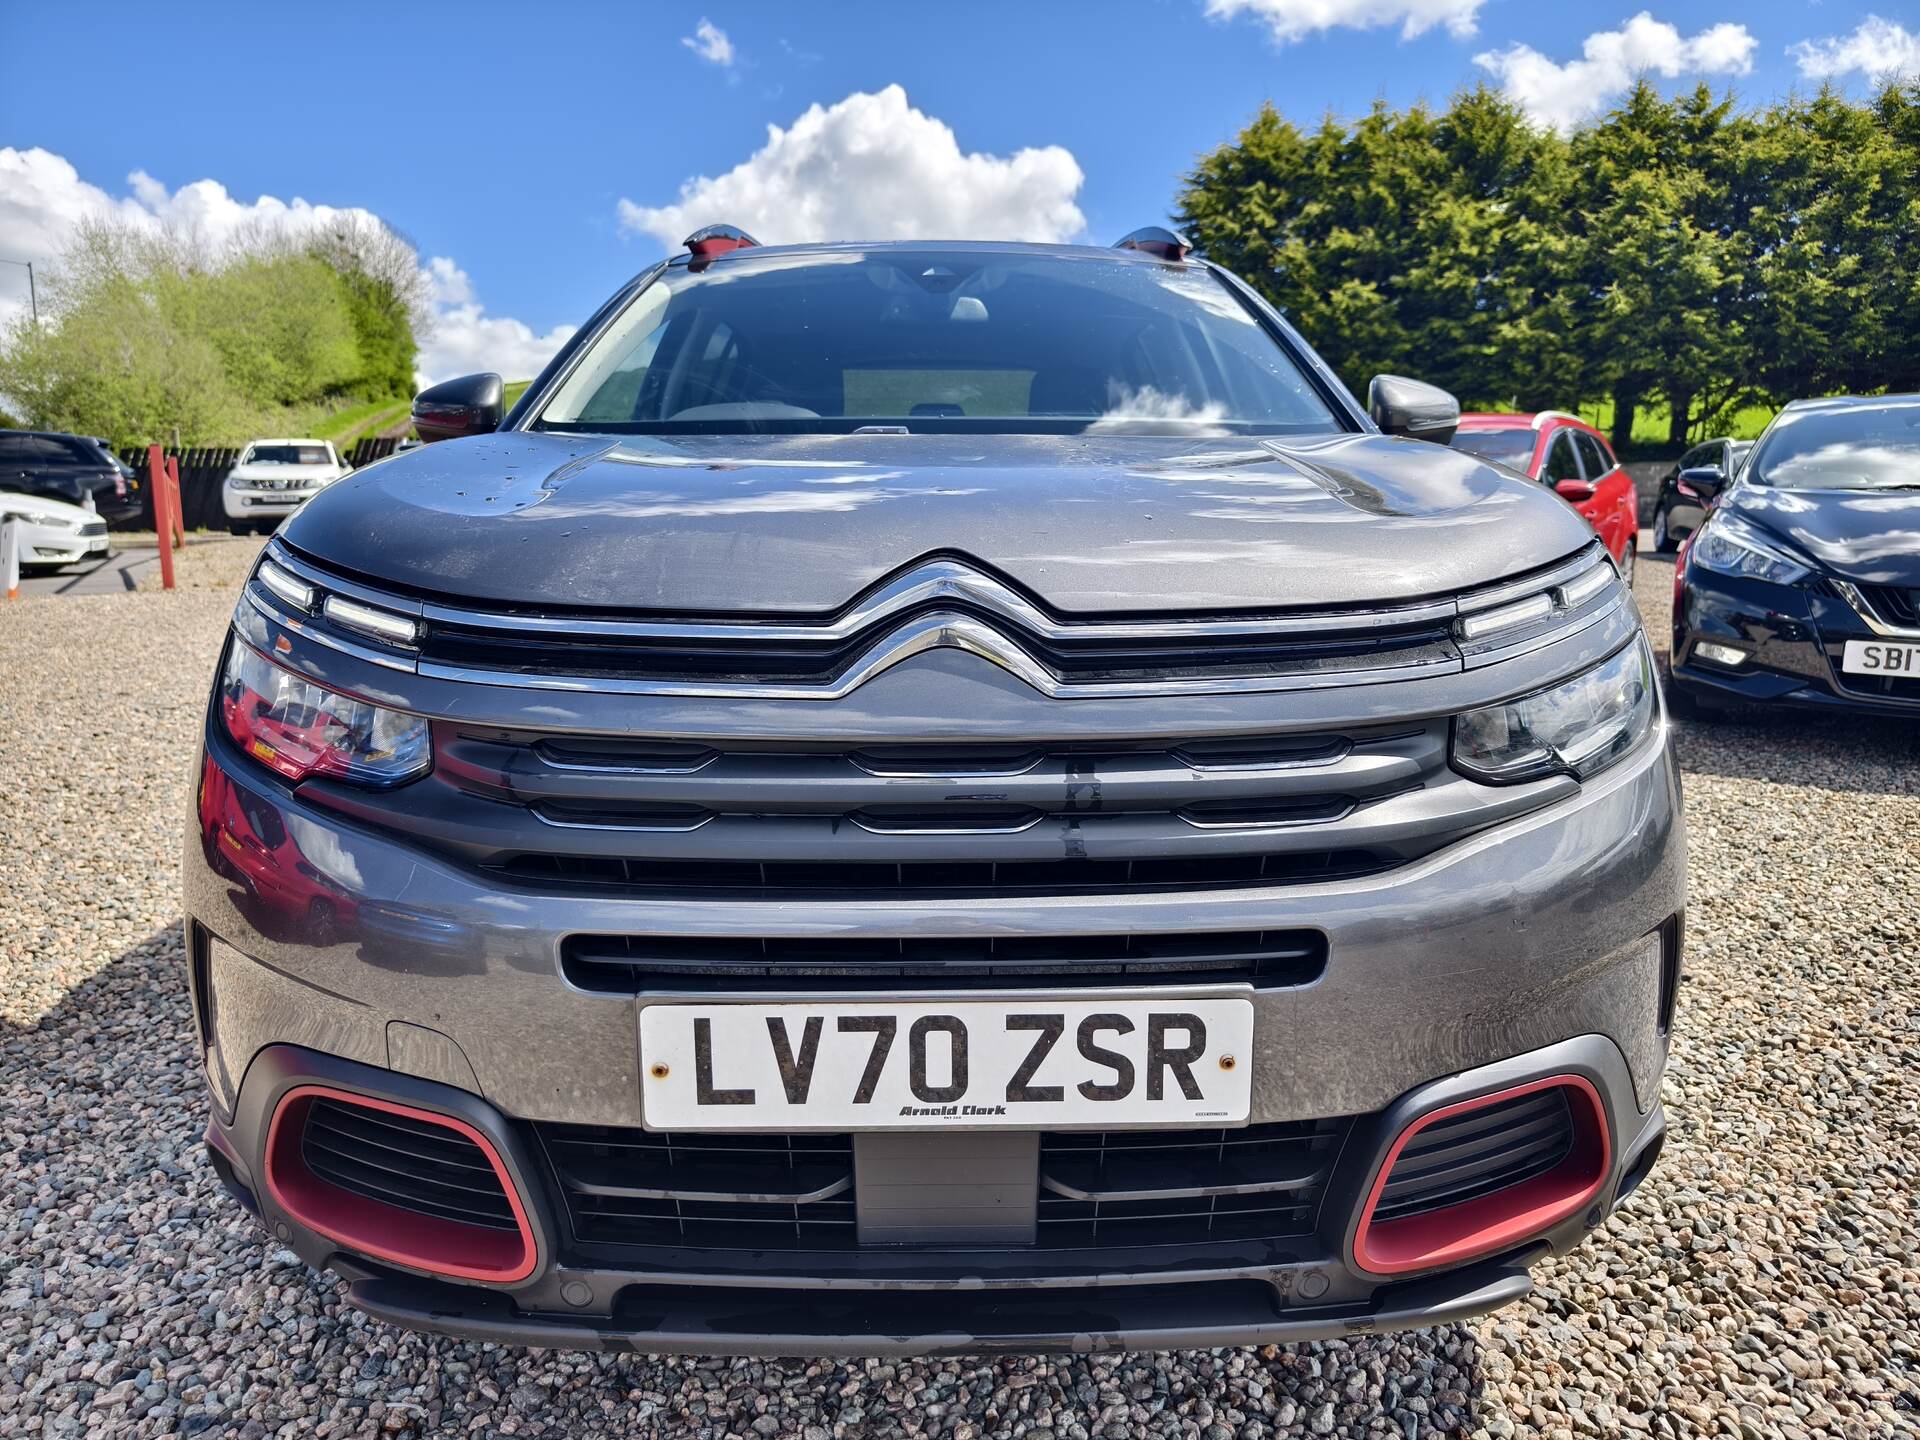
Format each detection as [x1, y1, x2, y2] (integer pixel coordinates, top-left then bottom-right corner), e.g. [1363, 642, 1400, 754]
[1632, 548, 1920, 798]
[3, 926, 1507, 1436]
[1670, 708, 1920, 796]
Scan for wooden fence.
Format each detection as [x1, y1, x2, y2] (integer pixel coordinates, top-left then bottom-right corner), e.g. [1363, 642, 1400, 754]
[110, 435, 408, 530]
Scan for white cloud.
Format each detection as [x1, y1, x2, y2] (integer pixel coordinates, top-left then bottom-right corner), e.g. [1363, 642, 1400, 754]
[1791, 15, 1920, 85]
[1474, 12, 1758, 132]
[615, 85, 1085, 250]
[415, 258, 573, 387]
[0, 145, 569, 386]
[682, 18, 735, 67]
[424, 255, 474, 306]
[1204, 0, 1482, 45]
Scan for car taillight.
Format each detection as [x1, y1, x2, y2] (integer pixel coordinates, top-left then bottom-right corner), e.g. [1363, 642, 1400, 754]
[220, 640, 429, 787]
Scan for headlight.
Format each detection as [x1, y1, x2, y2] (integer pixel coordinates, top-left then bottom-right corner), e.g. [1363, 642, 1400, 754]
[1452, 638, 1655, 784]
[219, 640, 429, 787]
[1688, 515, 1810, 586]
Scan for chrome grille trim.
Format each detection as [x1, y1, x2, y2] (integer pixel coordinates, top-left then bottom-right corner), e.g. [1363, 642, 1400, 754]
[252, 540, 1619, 700]
[1834, 580, 1920, 639]
[417, 555, 1461, 643]
[416, 608, 1462, 699]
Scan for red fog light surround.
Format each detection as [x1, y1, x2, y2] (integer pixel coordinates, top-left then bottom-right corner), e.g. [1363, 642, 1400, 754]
[263, 1087, 536, 1283]
[1352, 1076, 1610, 1277]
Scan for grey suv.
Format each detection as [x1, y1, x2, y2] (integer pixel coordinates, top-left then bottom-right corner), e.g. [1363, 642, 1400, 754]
[185, 228, 1682, 1355]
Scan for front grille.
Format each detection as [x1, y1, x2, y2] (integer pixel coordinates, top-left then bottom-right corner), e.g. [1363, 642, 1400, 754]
[1373, 1088, 1575, 1222]
[542, 1128, 858, 1248]
[1036, 1121, 1342, 1245]
[79, 520, 107, 537]
[299, 1098, 518, 1230]
[321, 718, 1553, 903]
[539, 1120, 1347, 1255]
[562, 930, 1327, 994]
[1858, 583, 1920, 628]
[501, 847, 1394, 897]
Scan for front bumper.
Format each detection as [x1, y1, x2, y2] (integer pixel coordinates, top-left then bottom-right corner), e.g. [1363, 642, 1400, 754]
[187, 713, 1681, 1352]
[224, 487, 317, 520]
[16, 525, 107, 564]
[205, 1035, 1665, 1355]
[1673, 564, 1920, 716]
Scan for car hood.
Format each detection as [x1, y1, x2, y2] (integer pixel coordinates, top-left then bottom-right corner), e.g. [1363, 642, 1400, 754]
[0, 489, 95, 524]
[1724, 484, 1920, 587]
[281, 430, 1596, 614]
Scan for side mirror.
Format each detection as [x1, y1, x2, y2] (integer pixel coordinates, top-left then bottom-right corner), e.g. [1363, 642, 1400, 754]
[412, 373, 504, 444]
[1678, 465, 1726, 501]
[1554, 478, 1597, 503]
[1366, 374, 1460, 445]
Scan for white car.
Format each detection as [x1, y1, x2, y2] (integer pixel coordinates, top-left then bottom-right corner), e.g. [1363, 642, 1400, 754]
[0, 490, 111, 572]
[223, 439, 349, 535]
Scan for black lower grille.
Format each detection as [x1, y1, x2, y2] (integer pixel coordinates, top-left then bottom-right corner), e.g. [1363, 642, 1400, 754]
[497, 848, 1395, 898]
[1373, 1088, 1575, 1222]
[1036, 1121, 1342, 1246]
[562, 930, 1327, 995]
[300, 1097, 518, 1230]
[541, 1128, 857, 1248]
[539, 1119, 1347, 1255]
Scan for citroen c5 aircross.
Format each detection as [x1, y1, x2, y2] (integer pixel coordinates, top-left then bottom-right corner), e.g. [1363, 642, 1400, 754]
[185, 226, 1683, 1355]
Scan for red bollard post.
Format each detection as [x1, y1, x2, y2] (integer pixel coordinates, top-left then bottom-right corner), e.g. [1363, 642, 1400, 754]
[165, 454, 185, 547]
[150, 444, 177, 591]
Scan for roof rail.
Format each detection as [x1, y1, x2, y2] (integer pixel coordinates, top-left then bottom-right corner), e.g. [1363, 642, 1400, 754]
[1113, 226, 1192, 262]
[683, 224, 760, 270]
[1530, 410, 1584, 430]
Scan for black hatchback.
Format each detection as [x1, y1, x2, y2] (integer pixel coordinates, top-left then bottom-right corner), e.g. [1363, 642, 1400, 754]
[0, 429, 143, 521]
[1671, 394, 1920, 718]
[1650, 437, 1751, 552]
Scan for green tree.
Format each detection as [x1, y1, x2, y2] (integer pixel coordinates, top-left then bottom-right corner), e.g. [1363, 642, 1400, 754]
[0, 222, 244, 444]
[1568, 83, 1752, 447]
[177, 251, 362, 410]
[1177, 88, 1582, 412]
[0, 211, 430, 446]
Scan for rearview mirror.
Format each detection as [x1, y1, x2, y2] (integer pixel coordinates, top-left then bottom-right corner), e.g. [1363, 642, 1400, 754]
[1366, 375, 1460, 446]
[1678, 465, 1727, 501]
[1555, 478, 1597, 503]
[413, 373, 504, 444]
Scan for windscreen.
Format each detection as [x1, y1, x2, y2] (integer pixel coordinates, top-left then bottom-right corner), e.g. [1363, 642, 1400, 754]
[1449, 428, 1536, 469]
[246, 444, 331, 465]
[1748, 402, 1920, 491]
[535, 250, 1342, 435]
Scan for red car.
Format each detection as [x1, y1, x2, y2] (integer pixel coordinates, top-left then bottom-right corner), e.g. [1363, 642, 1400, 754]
[1450, 412, 1640, 585]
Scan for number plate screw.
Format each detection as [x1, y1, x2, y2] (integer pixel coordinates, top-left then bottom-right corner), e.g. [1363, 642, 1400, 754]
[649, 1063, 670, 1080]
[1219, 1054, 1237, 1071]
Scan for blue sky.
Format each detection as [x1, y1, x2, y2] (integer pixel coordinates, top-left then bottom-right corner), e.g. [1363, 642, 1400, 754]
[2, 1, 1915, 380]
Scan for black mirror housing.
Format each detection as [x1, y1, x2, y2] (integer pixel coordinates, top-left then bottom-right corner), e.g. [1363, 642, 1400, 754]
[1366, 374, 1460, 446]
[1678, 465, 1727, 499]
[413, 373, 505, 444]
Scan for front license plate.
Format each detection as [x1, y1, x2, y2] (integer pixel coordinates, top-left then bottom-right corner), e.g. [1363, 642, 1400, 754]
[639, 998, 1255, 1131]
[1842, 639, 1920, 677]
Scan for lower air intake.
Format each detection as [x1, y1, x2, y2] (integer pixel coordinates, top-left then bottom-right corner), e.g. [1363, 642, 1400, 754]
[265, 1087, 535, 1282]
[1354, 1077, 1609, 1277]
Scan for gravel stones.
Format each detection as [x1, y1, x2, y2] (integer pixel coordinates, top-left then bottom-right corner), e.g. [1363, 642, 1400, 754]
[2, 549, 1916, 1437]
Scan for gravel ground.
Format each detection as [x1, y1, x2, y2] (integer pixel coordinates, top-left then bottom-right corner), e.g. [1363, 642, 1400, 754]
[3, 547, 1917, 1438]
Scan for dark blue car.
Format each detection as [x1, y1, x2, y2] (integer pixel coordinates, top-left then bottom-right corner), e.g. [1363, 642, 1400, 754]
[1670, 394, 1920, 719]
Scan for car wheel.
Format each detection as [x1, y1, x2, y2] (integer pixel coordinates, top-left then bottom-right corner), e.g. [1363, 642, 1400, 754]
[1615, 539, 1636, 590]
[228, 522, 252, 536]
[1652, 505, 1674, 552]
